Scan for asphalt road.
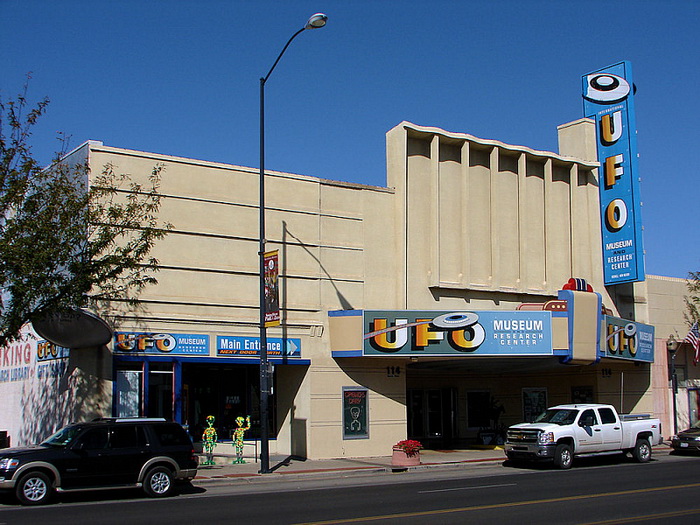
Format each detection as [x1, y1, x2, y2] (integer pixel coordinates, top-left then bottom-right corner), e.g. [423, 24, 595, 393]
[2, 451, 700, 524]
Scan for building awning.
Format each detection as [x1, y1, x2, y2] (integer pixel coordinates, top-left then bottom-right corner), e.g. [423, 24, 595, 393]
[114, 354, 310, 366]
[329, 290, 654, 365]
[112, 331, 309, 364]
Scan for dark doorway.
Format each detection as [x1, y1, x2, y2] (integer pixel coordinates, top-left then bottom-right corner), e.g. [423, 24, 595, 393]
[148, 363, 174, 420]
[466, 391, 490, 427]
[407, 388, 457, 449]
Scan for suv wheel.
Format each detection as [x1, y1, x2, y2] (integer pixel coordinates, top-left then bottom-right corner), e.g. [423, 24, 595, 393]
[16, 471, 52, 506]
[143, 466, 174, 498]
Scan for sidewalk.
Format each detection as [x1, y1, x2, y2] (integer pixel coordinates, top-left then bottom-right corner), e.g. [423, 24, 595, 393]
[192, 443, 674, 485]
[192, 447, 507, 484]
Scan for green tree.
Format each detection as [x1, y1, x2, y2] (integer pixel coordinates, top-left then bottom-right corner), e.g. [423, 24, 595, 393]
[687, 271, 700, 324]
[0, 84, 171, 347]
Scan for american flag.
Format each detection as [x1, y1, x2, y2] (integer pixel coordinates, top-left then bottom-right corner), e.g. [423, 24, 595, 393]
[686, 322, 700, 365]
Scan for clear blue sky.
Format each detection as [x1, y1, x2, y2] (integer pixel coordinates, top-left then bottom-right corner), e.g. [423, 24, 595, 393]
[2, 1, 698, 279]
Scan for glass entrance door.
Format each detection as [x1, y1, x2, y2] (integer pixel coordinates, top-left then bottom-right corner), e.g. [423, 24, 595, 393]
[148, 363, 174, 420]
[407, 388, 457, 448]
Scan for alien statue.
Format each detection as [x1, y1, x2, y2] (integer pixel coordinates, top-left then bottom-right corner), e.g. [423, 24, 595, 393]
[232, 415, 251, 464]
[202, 415, 218, 465]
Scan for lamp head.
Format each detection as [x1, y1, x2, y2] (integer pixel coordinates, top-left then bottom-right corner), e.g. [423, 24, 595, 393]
[305, 13, 328, 30]
[667, 334, 679, 355]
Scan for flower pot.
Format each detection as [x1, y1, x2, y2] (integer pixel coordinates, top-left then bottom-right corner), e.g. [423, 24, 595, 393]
[392, 447, 421, 467]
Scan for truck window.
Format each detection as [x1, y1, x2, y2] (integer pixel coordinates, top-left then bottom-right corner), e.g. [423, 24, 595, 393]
[534, 409, 579, 425]
[579, 409, 598, 427]
[598, 408, 617, 424]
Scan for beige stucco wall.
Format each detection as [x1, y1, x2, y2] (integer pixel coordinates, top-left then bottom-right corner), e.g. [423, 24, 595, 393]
[386, 121, 617, 313]
[82, 143, 407, 459]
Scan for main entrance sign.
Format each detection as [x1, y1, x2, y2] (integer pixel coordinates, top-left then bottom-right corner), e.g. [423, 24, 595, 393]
[216, 336, 301, 358]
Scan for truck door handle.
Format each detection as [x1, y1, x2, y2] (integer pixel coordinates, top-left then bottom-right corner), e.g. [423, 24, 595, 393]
[614, 427, 620, 430]
[594, 428, 601, 432]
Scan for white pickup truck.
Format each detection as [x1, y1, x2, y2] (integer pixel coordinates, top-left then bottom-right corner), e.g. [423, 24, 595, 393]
[504, 403, 662, 469]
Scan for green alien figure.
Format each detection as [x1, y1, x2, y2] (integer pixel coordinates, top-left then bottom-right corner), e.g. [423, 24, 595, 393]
[232, 415, 251, 464]
[202, 415, 218, 465]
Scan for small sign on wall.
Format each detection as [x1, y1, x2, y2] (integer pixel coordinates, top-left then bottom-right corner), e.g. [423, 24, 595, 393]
[522, 388, 547, 423]
[342, 387, 369, 440]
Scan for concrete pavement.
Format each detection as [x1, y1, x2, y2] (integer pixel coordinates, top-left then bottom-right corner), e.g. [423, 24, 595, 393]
[192, 443, 674, 485]
[193, 447, 508, 484]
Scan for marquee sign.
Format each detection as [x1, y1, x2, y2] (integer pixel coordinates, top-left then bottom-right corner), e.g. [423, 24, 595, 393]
[582, 61, 644, 285]
[362, 310, 552, 357]
[114, 332, 210, 355]
[602, 316, 654, 363]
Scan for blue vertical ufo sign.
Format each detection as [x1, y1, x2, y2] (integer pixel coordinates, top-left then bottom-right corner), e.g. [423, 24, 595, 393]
[583, 61, 644, 285]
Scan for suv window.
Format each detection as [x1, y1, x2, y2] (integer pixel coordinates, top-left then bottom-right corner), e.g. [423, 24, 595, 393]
[42, 425, 82, 447]
[152, 424, 190, 446]
[77, 428, 109, 450]
[599, 408, 617, 424]
[110, 425, 148, 448]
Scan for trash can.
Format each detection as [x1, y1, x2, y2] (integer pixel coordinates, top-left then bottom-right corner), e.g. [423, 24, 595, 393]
[0, 431, 8, 449]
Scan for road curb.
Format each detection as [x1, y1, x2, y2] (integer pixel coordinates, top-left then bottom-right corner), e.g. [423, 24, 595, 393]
[192, 455, 506, 485]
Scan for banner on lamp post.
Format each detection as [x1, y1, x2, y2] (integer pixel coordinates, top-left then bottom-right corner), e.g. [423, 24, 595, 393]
[264, 250, 280, 327]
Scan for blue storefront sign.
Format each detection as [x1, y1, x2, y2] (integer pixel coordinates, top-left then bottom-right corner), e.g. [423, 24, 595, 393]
[216, 336, 302, 358]
[362, 310, 552, 357]
[602, 316, 654, 363]
[582, 61, 644, 285]
[114, 332, 210, 355]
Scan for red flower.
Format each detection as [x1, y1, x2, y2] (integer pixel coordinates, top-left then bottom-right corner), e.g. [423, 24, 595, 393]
[394, 439, 423, 457]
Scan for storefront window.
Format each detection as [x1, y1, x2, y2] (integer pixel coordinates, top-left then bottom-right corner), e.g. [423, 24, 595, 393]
[114, 359, 277, 442]
[116, 365, 142, 417]
[184, 364, 275, 442]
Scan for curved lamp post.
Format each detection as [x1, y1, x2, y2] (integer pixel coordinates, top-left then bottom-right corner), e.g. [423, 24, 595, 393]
[667, 334, 679, 436]
[258, 13, 327, 474]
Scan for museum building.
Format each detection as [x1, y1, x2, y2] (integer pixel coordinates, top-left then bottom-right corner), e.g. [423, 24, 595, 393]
[3, 106, 692, 460]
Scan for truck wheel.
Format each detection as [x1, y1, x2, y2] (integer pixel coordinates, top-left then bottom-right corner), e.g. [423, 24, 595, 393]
[632, 438, 651, 463]
[15, 471, 52, 506]
[143, 466, 174, 498]
[553, 444, 573, 469]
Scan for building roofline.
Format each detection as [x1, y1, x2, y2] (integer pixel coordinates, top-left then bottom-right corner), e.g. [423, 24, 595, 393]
[82, 142, 393, 194]
[396, 121, 599, 168]
[646, 274, 689, 283]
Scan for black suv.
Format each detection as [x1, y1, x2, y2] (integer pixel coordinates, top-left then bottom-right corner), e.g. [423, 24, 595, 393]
[0, 418, 198, 505]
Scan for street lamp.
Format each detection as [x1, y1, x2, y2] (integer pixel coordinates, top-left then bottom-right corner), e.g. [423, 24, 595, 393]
[258, 13, 328, 475]
[667, 334, 679, 436]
